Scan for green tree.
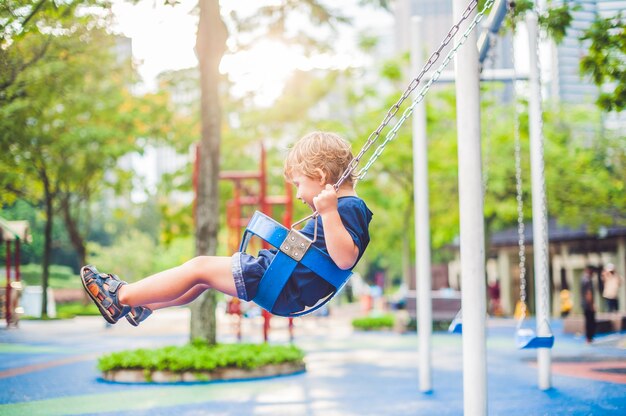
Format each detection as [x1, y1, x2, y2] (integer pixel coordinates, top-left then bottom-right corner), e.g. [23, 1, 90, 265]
[580, 13, 626, 112]
[190, 0, 352, 344]
[512, 1, 625, 112]
[192, 0, 227, 344]
[0, 1, 178, 317]
[1, 2, 118, 317]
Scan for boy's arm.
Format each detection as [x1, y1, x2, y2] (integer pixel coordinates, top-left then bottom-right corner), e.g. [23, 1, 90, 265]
[313, 185, 360, 270]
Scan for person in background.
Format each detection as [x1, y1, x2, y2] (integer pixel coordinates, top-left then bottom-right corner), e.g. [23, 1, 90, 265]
[601, 263, 623, 313]
[488, 279, 502, 316]
[580, 265, 596, 344]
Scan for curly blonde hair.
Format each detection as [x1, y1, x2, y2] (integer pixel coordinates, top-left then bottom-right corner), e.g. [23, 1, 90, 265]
[284, 131, 356, 186]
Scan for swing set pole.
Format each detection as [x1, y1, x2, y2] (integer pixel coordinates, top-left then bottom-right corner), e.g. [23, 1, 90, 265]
[410, 16, 432, 394]
[526, 12, 552, 391]
[453, 0, 487, 414]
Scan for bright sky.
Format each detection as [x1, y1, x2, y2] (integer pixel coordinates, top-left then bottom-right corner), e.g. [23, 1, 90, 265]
[110, 0, 199, 91]
[110, 0, 393, 104]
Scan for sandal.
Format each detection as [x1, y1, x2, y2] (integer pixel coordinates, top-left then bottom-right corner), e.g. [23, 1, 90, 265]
[126, 306, 152, 327]
[80, 265, 131, 324]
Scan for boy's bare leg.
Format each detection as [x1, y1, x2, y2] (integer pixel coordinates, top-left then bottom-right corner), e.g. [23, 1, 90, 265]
[117, 256, 236, 307]
[145, 284, 210, 311]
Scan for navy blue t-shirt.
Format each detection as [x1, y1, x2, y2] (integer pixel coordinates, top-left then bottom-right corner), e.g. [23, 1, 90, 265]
[246, 196, 373, 315]
[280, 196, 373, 314]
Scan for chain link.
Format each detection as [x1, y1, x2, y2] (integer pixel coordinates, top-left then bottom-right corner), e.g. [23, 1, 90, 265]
[331, 0, 495, 189]
[509, 10, 528, 318]
[516, 6, 550, 322]
[353, 0, 495, 182]
[293, 0, 494, 227]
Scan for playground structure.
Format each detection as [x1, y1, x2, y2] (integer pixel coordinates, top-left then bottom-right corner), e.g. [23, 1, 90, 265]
[0, 218, 30, 327]
[218, 144, 295, 342]
[406, 0, 554, 412]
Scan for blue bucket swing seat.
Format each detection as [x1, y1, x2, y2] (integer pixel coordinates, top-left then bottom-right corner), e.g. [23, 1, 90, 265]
[515, 317, 554, 349]
[239, 211, 352, 318]
[448, 309, 463, 334]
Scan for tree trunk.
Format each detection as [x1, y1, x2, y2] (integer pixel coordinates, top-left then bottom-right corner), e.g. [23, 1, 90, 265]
[60, 195, 86, 266]
[191, 0, 227, 344]
[41, 174, 53, 319]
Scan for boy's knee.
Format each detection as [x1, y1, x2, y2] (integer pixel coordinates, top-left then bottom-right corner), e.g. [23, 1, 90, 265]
[183, 256, 211, 274]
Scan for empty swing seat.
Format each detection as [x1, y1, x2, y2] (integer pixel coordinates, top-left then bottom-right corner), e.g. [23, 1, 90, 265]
[239, 211, 352, 318]
[515, 320, 555, 349]
[515, 330, 554, 349]
[448, 310, 462, 334]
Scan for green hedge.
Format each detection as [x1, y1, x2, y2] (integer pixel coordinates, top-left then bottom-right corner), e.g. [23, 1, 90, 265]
[351, 314, 394, 331]
[56, 302, 101, 319]
[20, 264, 80, 289]
[98, 341, 305, 373]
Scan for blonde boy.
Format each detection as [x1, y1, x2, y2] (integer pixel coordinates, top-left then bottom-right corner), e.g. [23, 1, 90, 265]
[81, 132, 373, 324]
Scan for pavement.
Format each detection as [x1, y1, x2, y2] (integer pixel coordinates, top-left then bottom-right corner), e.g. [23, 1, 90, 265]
[0, 304, 625, 415]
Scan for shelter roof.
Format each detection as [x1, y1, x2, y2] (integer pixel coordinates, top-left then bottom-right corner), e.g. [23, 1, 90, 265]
[0, 218, 32, 243]
[489, 219, 626, 248]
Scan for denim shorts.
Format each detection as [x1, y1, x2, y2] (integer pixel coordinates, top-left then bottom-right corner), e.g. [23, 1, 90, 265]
[231, 250, 274, 302]
[231, 249, 334, 315]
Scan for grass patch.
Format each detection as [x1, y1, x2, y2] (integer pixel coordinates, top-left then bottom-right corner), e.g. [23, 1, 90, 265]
[21, 264, 81, 289]
[56, 302, 101, 319]
[98, 340, 305, 373]
[23, 302, 100, 320]
[352, 314, 394, 331]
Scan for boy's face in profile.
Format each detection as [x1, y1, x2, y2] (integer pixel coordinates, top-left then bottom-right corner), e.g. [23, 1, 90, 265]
[290, 172, 325, 209]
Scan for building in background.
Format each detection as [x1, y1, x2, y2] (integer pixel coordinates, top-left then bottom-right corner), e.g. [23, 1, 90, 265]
[395, 0, 624, 111]
[550, 0, 625, 105]
[393, 0, 515, 102]
[549, 0, 626, 130]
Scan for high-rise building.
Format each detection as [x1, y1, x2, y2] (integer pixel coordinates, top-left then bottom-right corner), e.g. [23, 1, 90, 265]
[550, 0, 625, 104]
[395, 0, 624, 110]
[394, 0, 515, 102]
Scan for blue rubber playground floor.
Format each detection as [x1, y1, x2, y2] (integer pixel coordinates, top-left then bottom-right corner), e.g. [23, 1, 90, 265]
[0, 306, 624, 415]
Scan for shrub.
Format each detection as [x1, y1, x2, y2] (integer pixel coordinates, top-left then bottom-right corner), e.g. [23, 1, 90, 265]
[21, 264, 79, 289]
[97, 342, 305, 373]
[352, 314, 394, 331]
[56, 302, 101, 319]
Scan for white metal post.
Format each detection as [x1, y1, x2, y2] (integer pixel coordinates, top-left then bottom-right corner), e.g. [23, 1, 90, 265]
[411, 16, 432, 394]
[453, 0, 487, 414]
[526, 12, 552, 391]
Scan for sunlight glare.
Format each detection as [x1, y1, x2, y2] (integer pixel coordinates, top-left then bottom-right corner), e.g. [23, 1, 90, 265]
[221, 40, 306, 107]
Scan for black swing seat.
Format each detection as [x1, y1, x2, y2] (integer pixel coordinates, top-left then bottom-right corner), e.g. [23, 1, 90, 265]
[239, 211, 352, 318]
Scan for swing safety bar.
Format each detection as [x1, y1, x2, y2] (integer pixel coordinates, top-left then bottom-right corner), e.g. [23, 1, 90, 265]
[239, 211, 352, 317]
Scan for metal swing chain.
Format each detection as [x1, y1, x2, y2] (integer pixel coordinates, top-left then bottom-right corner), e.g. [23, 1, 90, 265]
[293, 0, 495, 232]
[516, 5, 551, 329]
[508, 9, 529, 320]
[336, 0, 496, 188]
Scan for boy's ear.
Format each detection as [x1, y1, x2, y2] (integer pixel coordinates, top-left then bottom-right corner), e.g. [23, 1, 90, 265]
[314, 168, 327, 184]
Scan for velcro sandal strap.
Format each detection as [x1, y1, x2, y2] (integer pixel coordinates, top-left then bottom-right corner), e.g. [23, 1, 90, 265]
[107, 279, 124, 293]
[102, 297, 113, 308]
